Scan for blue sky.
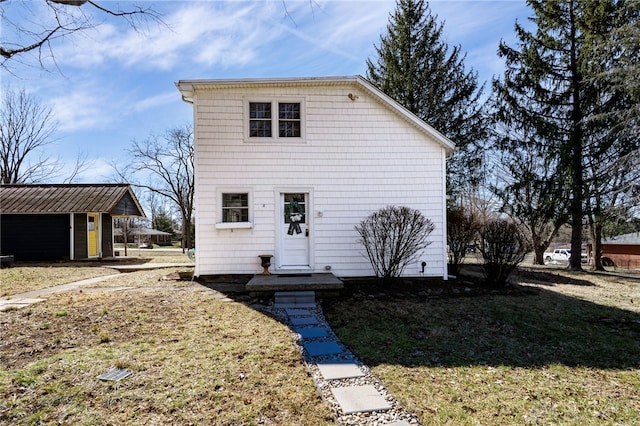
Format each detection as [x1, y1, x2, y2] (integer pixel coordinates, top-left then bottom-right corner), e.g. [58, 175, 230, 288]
[3, 0, 532, 183]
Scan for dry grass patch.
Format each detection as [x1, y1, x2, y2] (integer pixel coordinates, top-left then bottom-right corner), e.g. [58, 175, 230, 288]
[0, 266, 116, 297]
[1, 250, 192, 298]
[0, 273, 333, 425]
[324, 269, 640, 425]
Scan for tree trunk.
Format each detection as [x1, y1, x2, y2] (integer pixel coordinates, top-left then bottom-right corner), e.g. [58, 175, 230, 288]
[587, 200, 606, 271]
[568, 0, 584, 271]
[592, 221, 605, 271]
[532, 233, 545, 265]
[533, 247, 545, 265]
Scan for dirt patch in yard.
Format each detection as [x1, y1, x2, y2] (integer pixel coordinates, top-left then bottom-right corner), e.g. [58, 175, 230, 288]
[0, 269, 333, 426]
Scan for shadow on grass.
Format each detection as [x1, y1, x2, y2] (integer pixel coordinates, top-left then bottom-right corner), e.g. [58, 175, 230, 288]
[322, 279, 640, 370]
[514, 268, 595, 287]
[191, 269, 640, 370]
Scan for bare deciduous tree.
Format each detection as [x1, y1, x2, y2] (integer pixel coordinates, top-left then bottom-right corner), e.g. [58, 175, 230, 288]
[0, 86, 89, 184]
[1, 0, 163, 69]
[447, 206, 481, 276]
[1, 87, 60, 184]
[113, 124, 194, 251]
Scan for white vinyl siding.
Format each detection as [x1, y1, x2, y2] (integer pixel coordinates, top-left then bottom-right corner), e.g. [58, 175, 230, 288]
[191, 83, 449, 278]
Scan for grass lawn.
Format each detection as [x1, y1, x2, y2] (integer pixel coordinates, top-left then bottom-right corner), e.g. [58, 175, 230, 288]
[3, 256, 639, 425]
[0, 266, 117, 298]
[324, 267, 640, 425]
[0, 249, 192, 297]
[0, 264, 332, 425]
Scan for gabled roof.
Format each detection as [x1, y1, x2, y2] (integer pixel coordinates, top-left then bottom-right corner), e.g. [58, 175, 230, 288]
[603, 232, 640, 245]
[0, 184, 145, 217]
[175, 75, 456, 154]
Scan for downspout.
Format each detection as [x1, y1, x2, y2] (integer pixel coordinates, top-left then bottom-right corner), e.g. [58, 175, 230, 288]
[442, 148, 450, 280]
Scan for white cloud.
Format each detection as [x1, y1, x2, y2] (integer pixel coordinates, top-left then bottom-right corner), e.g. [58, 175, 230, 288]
[66, 158, 115, 183]
[50, 85, 116, 132]
[132, 91, 177, 113]
[54, 2, 290, 71]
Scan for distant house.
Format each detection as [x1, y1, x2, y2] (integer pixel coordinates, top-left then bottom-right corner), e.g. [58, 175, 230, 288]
[176, 76, 454, 279]
[114, 227, 173, 245]
[0, 184, 145, 261]
[588, 232, 640, 269]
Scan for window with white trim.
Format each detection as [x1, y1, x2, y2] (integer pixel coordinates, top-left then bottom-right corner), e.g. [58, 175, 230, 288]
[249, 103, 272, 137]
[278, 102, 301, 137]
[221, 193, 249, 223]
[246, 99, 304, 141]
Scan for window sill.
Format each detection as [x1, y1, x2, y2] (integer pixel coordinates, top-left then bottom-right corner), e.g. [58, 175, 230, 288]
[243, 137, 305, 144]
[215, 222, 253, 229]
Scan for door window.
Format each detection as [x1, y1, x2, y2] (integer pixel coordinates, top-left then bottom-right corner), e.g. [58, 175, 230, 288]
[284, 193, 306, 224]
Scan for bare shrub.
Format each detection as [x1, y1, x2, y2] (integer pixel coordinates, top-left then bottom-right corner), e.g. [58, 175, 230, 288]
[356, 206, 435, 283]
[447, 206, 481, 275]
[479, 220, 530, 288]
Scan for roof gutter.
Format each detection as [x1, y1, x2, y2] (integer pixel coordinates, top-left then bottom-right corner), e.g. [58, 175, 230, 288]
[176, 82, 194, 104]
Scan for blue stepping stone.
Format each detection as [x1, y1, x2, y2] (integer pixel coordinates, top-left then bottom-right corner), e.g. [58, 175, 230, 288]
[295, 327, 328, 339]
[303, 341, 342, 356]
[285, 308, 315, 316]
[290, 316, 319, 326]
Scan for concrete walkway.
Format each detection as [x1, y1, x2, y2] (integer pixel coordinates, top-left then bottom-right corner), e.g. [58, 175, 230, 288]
[105, 263, 193, 273]
[0, 273, 121, 311]
[0, 262, 194, 311]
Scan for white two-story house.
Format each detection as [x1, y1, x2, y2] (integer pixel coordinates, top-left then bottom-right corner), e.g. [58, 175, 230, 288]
[176, 76, 454, 279]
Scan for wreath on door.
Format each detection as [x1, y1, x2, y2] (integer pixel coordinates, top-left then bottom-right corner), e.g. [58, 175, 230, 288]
[285, 201, 305, 235]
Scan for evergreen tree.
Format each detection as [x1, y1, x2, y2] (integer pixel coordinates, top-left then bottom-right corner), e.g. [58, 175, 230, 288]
[153, 210, 175, 235]
[585, 1, 640, 269]
[591, 0, 640, 138]
[489, 121, 570, 265]
[492, 0, 631, 270]
[366, 0, 487, 196]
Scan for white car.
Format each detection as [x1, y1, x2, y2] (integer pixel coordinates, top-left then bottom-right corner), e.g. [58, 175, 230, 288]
[544, 249, 571, 264]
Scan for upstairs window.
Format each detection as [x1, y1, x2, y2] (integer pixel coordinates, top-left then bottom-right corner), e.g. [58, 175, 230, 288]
[249, 103, 272, 137]
[278, 103, 301, 137]
[246, 99, 304, 141]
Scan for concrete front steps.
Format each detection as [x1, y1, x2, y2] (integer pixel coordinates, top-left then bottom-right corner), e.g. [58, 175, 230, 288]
[274, 291, 317, 308]
[275, 291, 418, 425]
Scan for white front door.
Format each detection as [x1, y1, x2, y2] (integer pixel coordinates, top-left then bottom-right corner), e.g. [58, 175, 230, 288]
[279, 193, 310, 268]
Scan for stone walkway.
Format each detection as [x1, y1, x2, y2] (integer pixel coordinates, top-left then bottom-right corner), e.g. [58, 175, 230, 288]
[270, 291, 422, 425]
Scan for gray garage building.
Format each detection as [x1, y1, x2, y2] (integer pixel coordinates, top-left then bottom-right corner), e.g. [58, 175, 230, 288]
[0, 184, 144, 261]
